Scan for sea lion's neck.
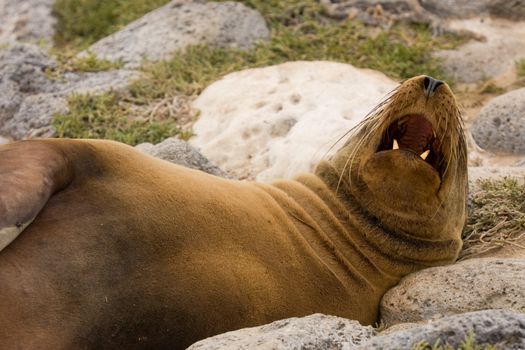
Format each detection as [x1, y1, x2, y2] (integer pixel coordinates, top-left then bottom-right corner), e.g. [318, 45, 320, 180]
[265, 161, 461, 292]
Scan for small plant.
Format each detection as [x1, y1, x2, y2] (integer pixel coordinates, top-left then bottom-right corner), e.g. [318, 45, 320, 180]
[462, 177, 525, 258]
[68, 52, 123, 72]
[516, 59, 525, 78]
[479, 82, 505, 95]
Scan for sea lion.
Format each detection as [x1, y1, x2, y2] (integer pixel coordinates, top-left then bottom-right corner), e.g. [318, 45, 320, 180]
[0, 75, 467, 349]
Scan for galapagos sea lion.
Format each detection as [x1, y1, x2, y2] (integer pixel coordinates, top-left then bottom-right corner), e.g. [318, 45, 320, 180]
[0, 75, 467, 349]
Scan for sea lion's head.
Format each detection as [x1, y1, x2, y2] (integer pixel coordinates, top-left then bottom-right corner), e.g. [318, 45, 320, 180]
[321, 75, 467, 244]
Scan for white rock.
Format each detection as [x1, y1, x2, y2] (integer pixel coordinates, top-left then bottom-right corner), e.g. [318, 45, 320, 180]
[190, 61, 397, 182]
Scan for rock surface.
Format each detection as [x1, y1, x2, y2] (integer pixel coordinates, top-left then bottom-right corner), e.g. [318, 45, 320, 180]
[0, 43, 140, 139]
[190, 61, 397, 182]
[0, 0, 56, 44]
[319, 0, 434, 27]
[470, 88, 525, 155]
[361, 309, 525, 350]
[187, 314, 376, 350]
[420, 0, 525, 20]
[434, 18, 525, 83]
[83, 0, 270, 69]
[136, 138, 229, 177]
[380, 258, 525, 326]
[188, 310, 525, 349]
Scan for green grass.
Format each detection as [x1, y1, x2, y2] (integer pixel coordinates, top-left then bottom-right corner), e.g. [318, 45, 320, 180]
[53, 93, 187, 145]
[53, 0, 171, 49]
[52, 0, 464, 144]
[461, 178, 525, 258]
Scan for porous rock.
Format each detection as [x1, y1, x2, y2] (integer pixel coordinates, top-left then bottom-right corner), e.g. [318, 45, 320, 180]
[82, 0, 270, 68]
[0, 0, 56, 44]
[360, 309, 525, 350]
[136, 138, 229, 177]
[471, 88, 525, 155]
[187, 313, 376, 350]
[189, 61, 397, 182]
[380, 258, 525, 325]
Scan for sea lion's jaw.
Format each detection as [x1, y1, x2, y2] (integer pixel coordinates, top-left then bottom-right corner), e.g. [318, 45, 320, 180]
[377, 114, 445, 178]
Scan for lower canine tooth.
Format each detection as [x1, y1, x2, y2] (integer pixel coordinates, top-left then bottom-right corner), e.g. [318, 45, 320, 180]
[393, 139, 399, 150]
[420, 150, 430, 160]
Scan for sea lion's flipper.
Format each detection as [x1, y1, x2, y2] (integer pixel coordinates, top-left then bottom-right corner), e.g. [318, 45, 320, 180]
[0, 141, 73, 251]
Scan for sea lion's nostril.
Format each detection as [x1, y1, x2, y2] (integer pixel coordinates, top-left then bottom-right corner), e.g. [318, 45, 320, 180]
[423, 76, 444, 98]
[423, 76, 430, 90]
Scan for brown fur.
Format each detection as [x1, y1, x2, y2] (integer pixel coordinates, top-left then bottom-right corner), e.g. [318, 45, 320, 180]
[0, 76, 467, 349]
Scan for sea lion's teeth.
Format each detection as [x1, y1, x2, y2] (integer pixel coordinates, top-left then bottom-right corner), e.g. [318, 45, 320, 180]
[420, 150, 430, 160]
[393, 139, 399, 150]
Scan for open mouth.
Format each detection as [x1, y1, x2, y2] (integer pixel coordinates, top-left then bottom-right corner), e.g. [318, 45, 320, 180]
[377, 114, 445, 177]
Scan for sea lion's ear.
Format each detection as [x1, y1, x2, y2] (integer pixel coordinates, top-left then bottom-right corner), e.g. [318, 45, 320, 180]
[0, 141, 73, 251]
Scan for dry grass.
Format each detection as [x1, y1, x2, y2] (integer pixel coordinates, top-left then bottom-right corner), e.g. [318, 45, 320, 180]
[461, 178, 525, 259]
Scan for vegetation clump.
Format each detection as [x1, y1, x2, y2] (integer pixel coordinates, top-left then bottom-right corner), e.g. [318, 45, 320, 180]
[516, 59, 525, 78]
[53, 93, 186, 145]
[462, 178, 525, 258]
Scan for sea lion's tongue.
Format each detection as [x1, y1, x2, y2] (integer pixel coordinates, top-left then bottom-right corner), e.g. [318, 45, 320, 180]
[397, 115, 433, 155]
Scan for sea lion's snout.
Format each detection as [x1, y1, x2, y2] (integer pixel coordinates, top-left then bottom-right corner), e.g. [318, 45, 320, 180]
[327, 74, 467, 230]
[422, 76, 444, 98]
[372, 75, 460, 180]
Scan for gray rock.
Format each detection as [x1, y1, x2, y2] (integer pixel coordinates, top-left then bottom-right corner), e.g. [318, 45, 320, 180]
[82, 0, 270, 68]
[0, 43, 56, 134]
[136, 138, 229, 177]
[0, 0, 56, 44]
[419, 0, 492, 18]
[471, 88, 525, 155]
[0, 43, 57, 94]
[360, 310, 525, 350]
[0, 43, 140, 140]
[380, 259, 525, 326]
[433, 18, 525, 83]
[0, 79, 23, 126]
[1, 93, 67, 139]
[319, 0, 431, 26]
[187, 314, 376, 350]
[59, 70, 141, 95]
[420, 0, 525, 20]
[489, 0, 525, 21]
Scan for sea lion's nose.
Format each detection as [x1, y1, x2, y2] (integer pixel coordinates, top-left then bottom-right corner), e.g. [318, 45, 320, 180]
[422, 76, 444, 98]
